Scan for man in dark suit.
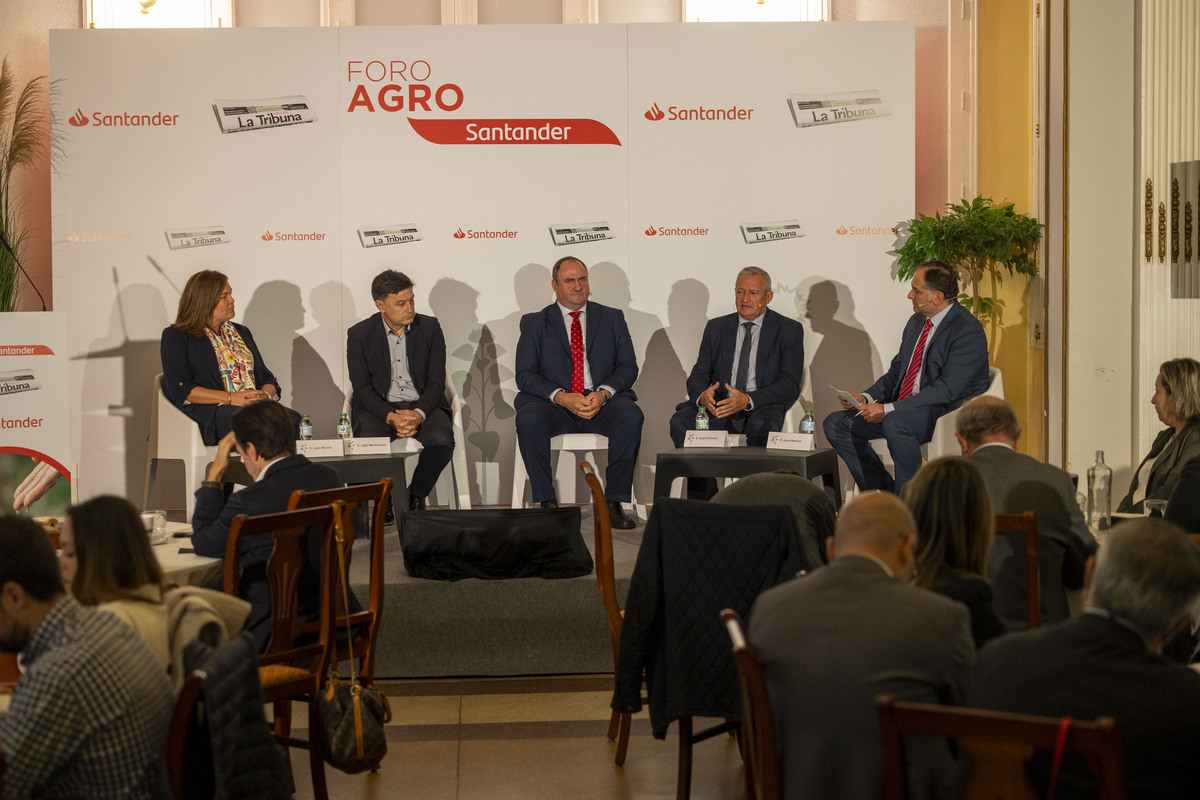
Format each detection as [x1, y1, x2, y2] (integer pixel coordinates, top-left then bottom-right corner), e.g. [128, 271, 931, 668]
[668, 266, 805, 447]
[823, 260, 990, 495]
[192, 401, 342, 650]
[748, 492, 974, 800]
[971, 519, 1200, 800]
[514, 256, 643, 529]
[346, 269, 453, 511]
[955, 396, 1097, 629]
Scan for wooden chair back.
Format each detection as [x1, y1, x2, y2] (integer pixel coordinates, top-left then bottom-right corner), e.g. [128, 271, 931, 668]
[288, 479, 393, 686]
[167, 672, 211, 800]
[224, 503, 340, 674]
[995, 511, 1040, 628]
[581, 461, 623, 653]
[722, 609, 781, 800]
[875, 695, 1127, 800]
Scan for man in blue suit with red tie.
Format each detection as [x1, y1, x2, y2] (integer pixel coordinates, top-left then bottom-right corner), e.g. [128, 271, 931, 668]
[823, 260, 990, 495]
[668, 266, 805, 448]
[515, 256, 643, 529]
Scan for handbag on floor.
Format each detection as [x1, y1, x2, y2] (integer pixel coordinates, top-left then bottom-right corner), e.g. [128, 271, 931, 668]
[318, 513, 392, 774]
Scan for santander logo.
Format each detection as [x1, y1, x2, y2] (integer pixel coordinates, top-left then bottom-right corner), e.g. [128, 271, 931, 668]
[453, 226, 517, 240]
[644, 224, 710, 237]
[642, 101, 754, 123]
[68, 109, 88, 127]
[67, 233, 81, 243]
[836, 225, 849, 235]
[261, 230, 274, 241]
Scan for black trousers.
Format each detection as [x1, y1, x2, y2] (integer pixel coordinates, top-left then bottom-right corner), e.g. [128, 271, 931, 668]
[352, 402, 455, 500]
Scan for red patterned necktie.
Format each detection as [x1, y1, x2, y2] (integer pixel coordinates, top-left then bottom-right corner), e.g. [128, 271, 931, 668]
[569, 311, 585, 394]
[897, 318, 932, 400]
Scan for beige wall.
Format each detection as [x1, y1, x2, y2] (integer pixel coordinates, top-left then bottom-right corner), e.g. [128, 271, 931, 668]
[0, 0, 78, 312]
[1064, 0, 1137, 480]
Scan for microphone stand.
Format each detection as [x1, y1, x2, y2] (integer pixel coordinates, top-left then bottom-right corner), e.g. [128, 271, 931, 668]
[0, 229, 48, 311]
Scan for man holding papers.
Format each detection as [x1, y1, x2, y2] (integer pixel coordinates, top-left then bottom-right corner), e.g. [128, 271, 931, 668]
[823, 260, 989, 495]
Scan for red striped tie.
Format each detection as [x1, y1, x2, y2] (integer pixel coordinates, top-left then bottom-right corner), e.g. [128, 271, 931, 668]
[897, 319, 932, 400]
[569, 311, 585, 394]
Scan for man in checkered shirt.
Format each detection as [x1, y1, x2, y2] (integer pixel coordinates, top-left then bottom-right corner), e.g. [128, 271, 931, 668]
[0, 515, 172, 799]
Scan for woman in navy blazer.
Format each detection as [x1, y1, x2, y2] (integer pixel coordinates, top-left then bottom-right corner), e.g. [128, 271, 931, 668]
[160, 270, 294, 445]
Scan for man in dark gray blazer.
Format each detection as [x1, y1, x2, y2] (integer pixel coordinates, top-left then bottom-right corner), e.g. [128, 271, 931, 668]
[971, 520, 1200, 800]
[192, 401, 342, 650]
[748, 492, 974, 800]
[956, 396, 1097, 629]
[346, 270, 453, 511]
[824, 260, 990, 495]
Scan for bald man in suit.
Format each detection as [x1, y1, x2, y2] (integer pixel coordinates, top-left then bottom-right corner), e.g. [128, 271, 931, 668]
[749, 492, 974, 800]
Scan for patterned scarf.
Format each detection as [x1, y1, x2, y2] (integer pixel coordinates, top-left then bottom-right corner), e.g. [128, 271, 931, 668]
[204, 322, 257, 392]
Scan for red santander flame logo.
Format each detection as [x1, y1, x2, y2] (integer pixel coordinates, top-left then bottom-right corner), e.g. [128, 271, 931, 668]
[453, 228, 466, 239]
[67, 232, 81, 243]
[644, 226, 657, 237]
[68, 109, 88, 127]
[836, 225, 848, 235]
[261, 230, 273, 241]
[644, 103, 665, 122]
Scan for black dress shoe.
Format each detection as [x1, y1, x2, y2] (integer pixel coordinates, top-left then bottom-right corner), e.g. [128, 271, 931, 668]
[383, 505, 396, 526]
[539, 500, 559, 509]
[408, 494, 427, 512]
[608, 501, 636, 529]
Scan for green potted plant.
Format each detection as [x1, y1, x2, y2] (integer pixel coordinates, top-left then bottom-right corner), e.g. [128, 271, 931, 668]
[0, 57, 52, 312]
[892, 195, 1043, 354]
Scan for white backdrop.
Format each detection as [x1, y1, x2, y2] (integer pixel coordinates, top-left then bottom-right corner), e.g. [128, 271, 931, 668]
[50, 22, 914, 505]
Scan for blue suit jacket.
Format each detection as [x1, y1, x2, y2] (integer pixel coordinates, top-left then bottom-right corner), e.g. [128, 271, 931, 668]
[191, 454, 342, 650]
[514, 302, 638, 408]
[160, 323, 280, 445]
[684, 308, 805, 411]
[866, 302, 989, 412]
[346, 312, 450, 427]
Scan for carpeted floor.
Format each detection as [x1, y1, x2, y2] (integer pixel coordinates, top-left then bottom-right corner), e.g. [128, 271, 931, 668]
[346, 504, 645, 678]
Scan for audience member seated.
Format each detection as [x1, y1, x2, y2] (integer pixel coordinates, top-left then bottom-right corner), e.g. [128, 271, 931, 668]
[1165, 454, 1200, 531]
[748, 492, 974, 800]
[60, 495, 169, 667]
[160, 269, 300, 446]
[192, 401, 343, 651]
[1116, 357, 1200, 513]
[0, 514, 173, 799]
[711, 469, 834, 571]
[61, 495, 250, 685]
[903, 457, 1006, 650]
[955, 396, 1097, 629]
[971, 518, 1200, 800]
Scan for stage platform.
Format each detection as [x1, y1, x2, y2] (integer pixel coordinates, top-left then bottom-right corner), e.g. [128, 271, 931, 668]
[347, 505, 638, 679]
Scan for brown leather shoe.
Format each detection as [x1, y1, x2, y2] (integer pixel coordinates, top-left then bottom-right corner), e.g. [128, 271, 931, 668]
[607, 501, 636, 529]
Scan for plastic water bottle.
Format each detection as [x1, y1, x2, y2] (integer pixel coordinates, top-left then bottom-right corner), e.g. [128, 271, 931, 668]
[800, 409, 816, 435]
[299, 415, 313, 440]
[336, 413, 351, 439]
[1087, 450, 1112, 531]
[695, 406, 710, 431]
